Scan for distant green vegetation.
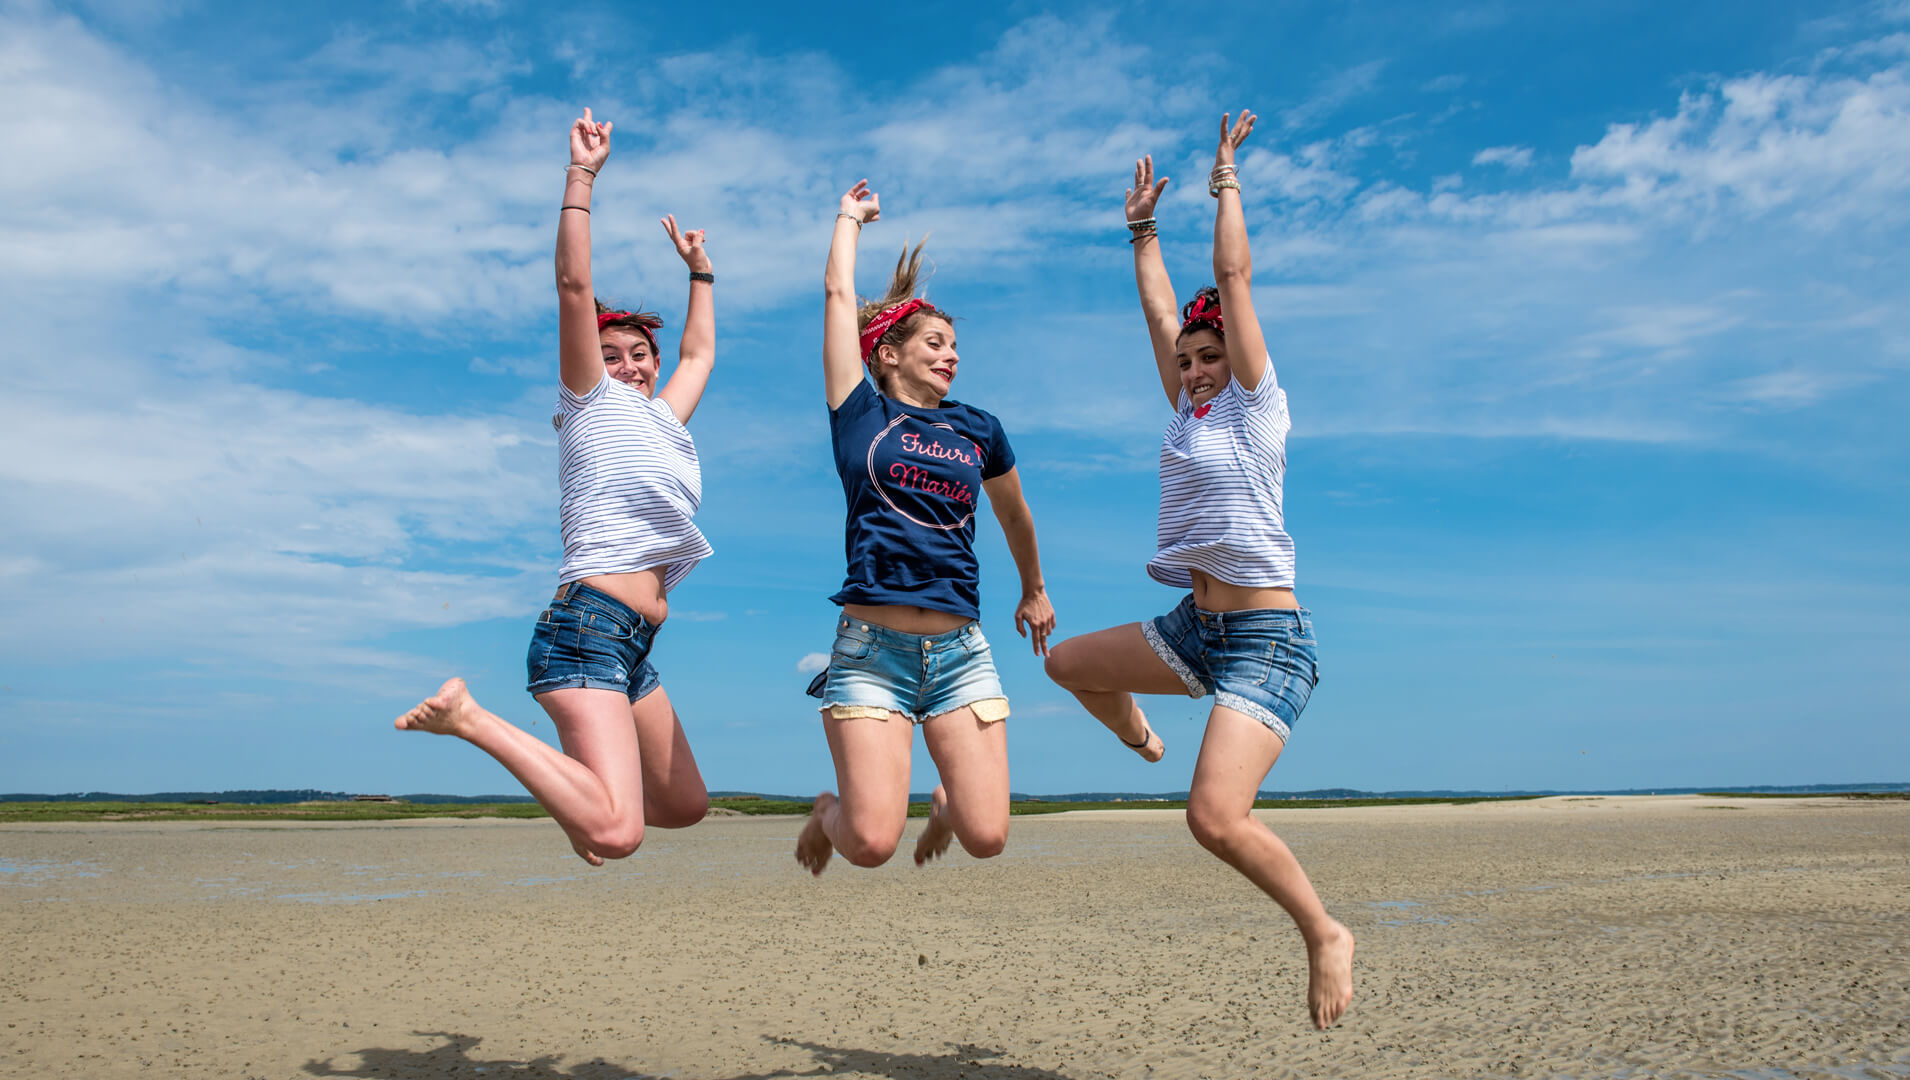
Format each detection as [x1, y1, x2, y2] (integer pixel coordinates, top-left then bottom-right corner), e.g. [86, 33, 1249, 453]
[29, 791, 1895, 825]
[0, 801, 550, 824]
[0, 794, 1548, 824]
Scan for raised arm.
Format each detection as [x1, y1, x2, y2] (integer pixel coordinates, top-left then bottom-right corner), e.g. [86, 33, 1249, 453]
[1211, 110, 1271, 391]
[556, 109, 613, 398]
[982, 467, 1056, 656]
[1127, 155, 1182, 407]
[823, 181, 881, 410]
[657, 214, 715, 424]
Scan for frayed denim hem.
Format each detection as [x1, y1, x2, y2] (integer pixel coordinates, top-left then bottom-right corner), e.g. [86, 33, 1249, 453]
[1215, 691, 1292, 744]
[1142, 619, 1209, 697]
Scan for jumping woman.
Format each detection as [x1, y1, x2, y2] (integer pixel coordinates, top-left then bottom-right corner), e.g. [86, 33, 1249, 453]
[397, 109, 717, 866]
[1043, 112, 1355, 1028]
[794, 180, 1056, 875]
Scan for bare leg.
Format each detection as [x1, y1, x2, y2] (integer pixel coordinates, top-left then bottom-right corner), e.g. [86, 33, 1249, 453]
[629, 685, 708, 829]
[1044, 624, 1186, 762]
[1185, 704, 1355, 1029]
[396, 679, 648, 862]
[794, 709, 914, 875]
[919, 705, 1009, 862]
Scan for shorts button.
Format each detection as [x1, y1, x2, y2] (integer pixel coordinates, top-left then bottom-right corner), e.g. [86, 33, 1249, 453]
[860, 624, 869, 631]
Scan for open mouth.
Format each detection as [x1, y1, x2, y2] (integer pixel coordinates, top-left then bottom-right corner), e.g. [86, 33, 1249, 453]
[931, 367, 954, 385]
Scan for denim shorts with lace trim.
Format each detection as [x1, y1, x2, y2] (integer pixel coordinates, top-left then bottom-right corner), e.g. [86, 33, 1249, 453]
[806, 616, 1010, 724]
[525, 581, 663, 702]
[1140, 593, 1319, 743]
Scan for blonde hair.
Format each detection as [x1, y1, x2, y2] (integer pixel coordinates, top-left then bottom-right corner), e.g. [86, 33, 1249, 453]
[857, 240, 952, 376]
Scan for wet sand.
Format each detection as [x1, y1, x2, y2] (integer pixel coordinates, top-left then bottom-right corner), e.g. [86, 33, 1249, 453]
[2, 795, 1907, 1079]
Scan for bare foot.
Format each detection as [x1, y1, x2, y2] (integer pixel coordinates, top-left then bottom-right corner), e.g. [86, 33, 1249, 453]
[795, 792, 837, 876]
[1307, 920, 1356, 1029]
[913, 785, 954, 866]
[1120, 714, 1166, 763]
[568, 835, 605, 867]
[394, 677, 484, 738]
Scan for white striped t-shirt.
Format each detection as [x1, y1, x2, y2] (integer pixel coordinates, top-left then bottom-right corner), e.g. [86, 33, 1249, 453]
[554, 374, 712, 593]
[1147, 361, 1296, 589]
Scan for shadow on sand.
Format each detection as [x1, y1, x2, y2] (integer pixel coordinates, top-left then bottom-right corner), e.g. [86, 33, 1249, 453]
[302, 1030, 1077, 1080]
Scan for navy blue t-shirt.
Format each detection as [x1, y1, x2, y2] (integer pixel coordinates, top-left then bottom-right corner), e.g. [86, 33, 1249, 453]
[828, 379, 1017, 618]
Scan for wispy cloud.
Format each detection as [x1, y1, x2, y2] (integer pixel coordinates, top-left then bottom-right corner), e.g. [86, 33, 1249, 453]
[1473, 145, 1534, 170]
[1280, 60, 1389, 132]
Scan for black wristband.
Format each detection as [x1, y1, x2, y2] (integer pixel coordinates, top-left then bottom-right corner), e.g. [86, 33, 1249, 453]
[560, 205, 589, 214]
[689, 271, 715, 284]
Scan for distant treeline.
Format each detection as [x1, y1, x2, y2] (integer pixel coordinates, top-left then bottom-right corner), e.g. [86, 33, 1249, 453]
[0, 790, 537, 804]
[4, 782, 1904, 805]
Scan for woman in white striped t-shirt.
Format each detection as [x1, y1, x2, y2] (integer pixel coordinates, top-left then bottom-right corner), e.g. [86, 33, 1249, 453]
[1045, 111, 1354, 1029]
[396, 109, 717, 866]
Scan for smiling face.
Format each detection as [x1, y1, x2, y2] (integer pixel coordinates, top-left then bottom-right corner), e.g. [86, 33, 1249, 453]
[1176, 327, 1230, 408]
[873, 315, 958, 405]
[600, 326, 660, 397]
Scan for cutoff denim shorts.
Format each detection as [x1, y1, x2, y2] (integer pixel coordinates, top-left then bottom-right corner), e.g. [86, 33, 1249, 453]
[526, 581, 663, 702]
[1142, 594, 1320, 742]
[806, 616, 1010, 724]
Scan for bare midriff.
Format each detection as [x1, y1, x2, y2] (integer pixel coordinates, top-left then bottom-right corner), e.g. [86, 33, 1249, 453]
[577, 567, 670, 626]
[1189, 568, 1299, 613]
[841, 602, 973, 636]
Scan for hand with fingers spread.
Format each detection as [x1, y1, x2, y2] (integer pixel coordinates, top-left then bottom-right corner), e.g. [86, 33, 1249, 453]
[662, 214, 712, 275]
[570, 107, 613, 174]
[839, 179, 880, 225]
[1215, 108, 1256, 171]
[1126, 154, 1170, 224]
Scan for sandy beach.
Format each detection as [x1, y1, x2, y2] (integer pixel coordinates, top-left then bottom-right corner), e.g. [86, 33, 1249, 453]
[2, 795, 1906, 1079]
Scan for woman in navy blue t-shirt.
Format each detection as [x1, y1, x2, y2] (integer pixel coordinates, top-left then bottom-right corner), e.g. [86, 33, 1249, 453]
[794, 180, 1056, 875]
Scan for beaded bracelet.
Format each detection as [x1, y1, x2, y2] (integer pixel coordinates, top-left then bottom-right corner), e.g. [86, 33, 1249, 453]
[1209, 178, 1241, 197]
[1126, 217, 1158, 243]
[689, 271, 715, 283]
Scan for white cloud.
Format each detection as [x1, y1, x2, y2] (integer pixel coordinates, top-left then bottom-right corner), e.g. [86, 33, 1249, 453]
[796, 653, 830, 674]
[1473, 145, 1535, 170]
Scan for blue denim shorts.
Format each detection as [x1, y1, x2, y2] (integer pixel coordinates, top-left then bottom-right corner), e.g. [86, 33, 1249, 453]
[805, 616, 1010, 724]
[1142, 594, 1320, 742]
[525, 581, 662, 702]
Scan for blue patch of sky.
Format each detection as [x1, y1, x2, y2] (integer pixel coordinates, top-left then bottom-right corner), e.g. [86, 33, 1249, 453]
[4, 0, 1906, 796]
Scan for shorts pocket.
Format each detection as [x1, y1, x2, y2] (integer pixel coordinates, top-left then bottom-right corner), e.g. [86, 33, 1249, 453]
[1262, 633, 1318, 699]
[832, 628, 878, 665]
[526, 616, 558, 682]
[575, 608, 635, 641]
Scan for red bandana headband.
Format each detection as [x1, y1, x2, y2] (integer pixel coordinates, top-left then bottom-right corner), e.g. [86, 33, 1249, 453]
[597, 311, 658, 353]
[1181, 294, 1224, 334]
[858, 298, 929, 362]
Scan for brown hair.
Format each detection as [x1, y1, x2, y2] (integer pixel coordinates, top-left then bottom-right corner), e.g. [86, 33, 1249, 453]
[594, 298, 664, 354]
[1178, 285, 1224, 343]
[857, 240, 953, 382]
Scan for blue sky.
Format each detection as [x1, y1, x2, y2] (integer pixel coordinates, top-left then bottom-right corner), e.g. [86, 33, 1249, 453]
[3, 0, 1907, 797]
